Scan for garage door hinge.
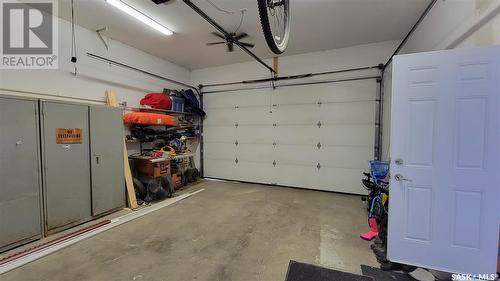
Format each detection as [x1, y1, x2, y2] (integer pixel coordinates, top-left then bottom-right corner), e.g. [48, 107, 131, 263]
[317, 100, 322, 105]
[317, 163, 321, 170]
[273, 123, 277, 127]
[235, 140, 238, 146]
[317, 121, 322, 128]
[235, 158, 239, 164]
[317, 142, 322, 149]
[235, 105, 239, 109]
[273, 160, 277, 167]
[273, 141, 277, 147]
[272, 104, 278, 107]
[235, 122, 239, 128]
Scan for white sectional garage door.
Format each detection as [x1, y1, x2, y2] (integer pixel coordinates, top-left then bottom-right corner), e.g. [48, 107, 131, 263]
[203, 79, 377, 194]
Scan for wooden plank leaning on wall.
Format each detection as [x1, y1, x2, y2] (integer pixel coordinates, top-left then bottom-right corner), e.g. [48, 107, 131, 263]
[105, 90, 138, 210]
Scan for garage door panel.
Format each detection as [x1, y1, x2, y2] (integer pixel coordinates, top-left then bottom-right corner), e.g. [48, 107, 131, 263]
[234, 161, 274, 184]
[237, 143, 274, 162]
[317, 81, 375, 102]
[274, 86, 320, 104]
[231, 89, 273, 107]
[236, 107, 273, 124]
[318, 167, 366, 194]
[320, 102, 375, 124]
[274, 125, 317, 145]
[204, 108, 235, 126]
[275, 165, 320, 189]
[204, 126, 235, 143]
[236, 125, 274, 143]
[320, 125, 375, 147]
[204, 142, 235, 161]
[204, 89, 271, 109]
[319, 146, 373, 169]
[273, 104, 320, 124]
[203, 94, 232, 109]
[275, 145, 318, 166]
[205, 159, 238, 180]
[203, 79, 376, 195]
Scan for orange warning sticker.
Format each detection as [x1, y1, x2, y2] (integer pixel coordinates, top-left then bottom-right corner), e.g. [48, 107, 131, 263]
[56, 128, 82, 144]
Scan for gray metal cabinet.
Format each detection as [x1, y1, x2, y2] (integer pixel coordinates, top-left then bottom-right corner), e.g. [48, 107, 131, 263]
[42, 102, 91, 233]
[0, 97, 42, 251]
[90, 106, 125, 216]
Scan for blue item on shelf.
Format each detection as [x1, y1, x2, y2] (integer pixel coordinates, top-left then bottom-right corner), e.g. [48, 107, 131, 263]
[369, 160, 390, 181]
[181, 89, 206, 117]
[170, 96, 185, 112]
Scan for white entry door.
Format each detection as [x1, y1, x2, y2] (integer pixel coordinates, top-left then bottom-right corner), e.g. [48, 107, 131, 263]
[388, 46, 500, 275]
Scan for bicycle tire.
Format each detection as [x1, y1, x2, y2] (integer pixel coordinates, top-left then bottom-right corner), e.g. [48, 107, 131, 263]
[257, 0, 290, 54]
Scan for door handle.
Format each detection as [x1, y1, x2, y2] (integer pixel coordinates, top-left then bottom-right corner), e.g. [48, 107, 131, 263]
[394, 173, 412, 182]
[15, 138, 23, 146]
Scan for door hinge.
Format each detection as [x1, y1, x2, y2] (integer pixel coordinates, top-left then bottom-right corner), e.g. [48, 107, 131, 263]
[317, 121, 322, 128]
[317, 142, 322, 149]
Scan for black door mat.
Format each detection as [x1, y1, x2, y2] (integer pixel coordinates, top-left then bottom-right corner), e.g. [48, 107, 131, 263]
[285, 260, 374, 281]
[361, 265, 417, 281]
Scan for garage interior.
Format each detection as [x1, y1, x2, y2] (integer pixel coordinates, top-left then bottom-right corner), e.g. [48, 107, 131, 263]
[0, 0, 499, 280]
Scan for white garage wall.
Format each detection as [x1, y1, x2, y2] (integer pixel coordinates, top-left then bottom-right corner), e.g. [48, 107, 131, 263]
[0, 17, 191, 107]
[381, 0, 500, 160]
[192, 40, 399, 87]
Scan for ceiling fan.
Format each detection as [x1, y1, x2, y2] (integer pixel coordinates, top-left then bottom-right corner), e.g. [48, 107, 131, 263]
[206, 32, 255, 52]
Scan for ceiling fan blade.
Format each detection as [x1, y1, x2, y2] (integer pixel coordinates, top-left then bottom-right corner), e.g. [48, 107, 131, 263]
[233, 32, 248, 41]
[211, 32, 225, 39]
[240, 42, 255, 48]
[206, 42, 226, 46]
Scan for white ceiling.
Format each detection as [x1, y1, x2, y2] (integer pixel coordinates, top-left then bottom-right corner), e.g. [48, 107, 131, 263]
[59, 0, 431, 70]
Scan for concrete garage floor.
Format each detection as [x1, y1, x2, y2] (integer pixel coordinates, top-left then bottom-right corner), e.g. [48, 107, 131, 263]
[2, 180, 378, 281]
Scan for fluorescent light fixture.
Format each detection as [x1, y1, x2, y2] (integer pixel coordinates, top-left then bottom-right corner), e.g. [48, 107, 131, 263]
[106, 0, 173, 36]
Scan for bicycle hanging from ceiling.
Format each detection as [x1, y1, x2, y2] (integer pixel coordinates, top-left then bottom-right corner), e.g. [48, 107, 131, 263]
[257, 0, 290, 54]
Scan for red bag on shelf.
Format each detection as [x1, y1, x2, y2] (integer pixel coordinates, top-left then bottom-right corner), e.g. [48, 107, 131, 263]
[140, 93, 172, 110]
[123, 112, 176, 126]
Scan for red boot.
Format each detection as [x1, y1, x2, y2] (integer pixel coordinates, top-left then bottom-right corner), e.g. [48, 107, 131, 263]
[360, 218, 379, 241]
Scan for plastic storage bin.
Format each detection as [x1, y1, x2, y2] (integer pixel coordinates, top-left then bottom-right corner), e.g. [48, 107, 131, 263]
[170, 96, 185, 112]
[369, 160, 390, 180]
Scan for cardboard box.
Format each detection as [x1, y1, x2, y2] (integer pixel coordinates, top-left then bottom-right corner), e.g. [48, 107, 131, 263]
[137, 159, 170, 177]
